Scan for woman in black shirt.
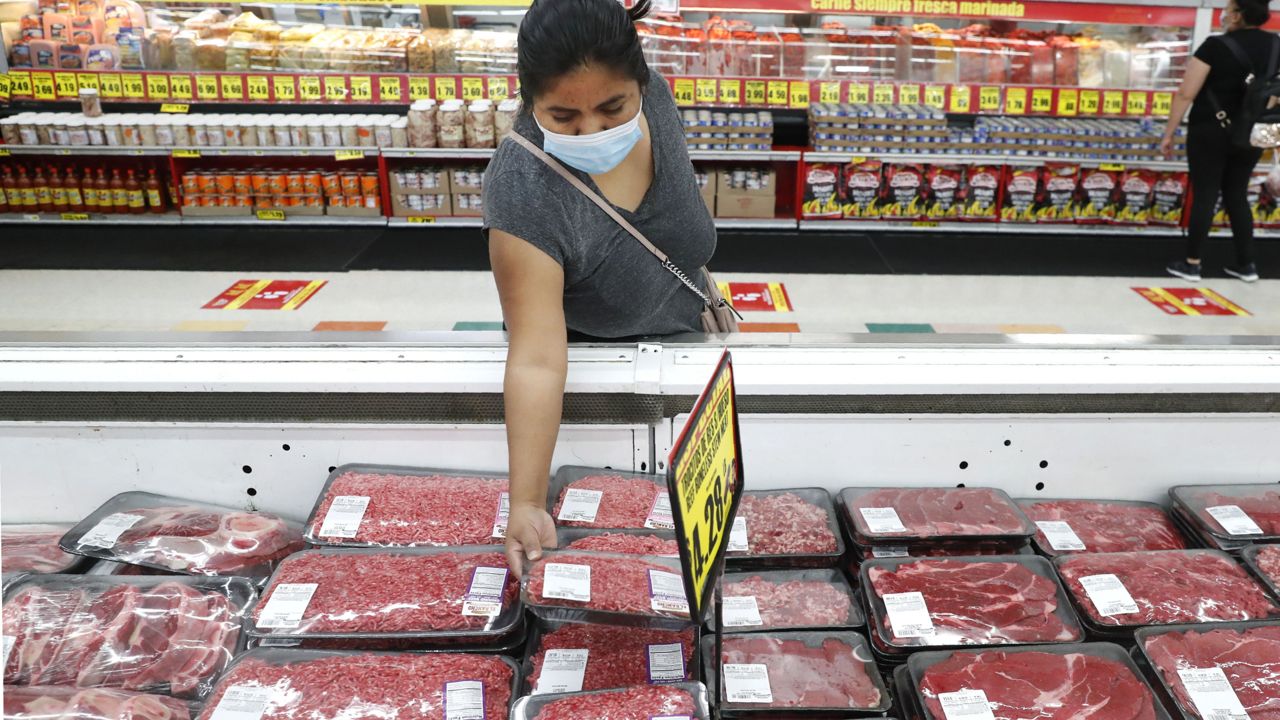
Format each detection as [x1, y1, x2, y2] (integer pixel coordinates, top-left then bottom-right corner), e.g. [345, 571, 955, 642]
[1160, 0, 1274, 282]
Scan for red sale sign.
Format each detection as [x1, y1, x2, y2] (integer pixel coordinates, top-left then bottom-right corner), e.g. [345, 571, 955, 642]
[1132, 287, 1250, 317]
[204, 280, 327, 311]
[716, 282, 793, 312]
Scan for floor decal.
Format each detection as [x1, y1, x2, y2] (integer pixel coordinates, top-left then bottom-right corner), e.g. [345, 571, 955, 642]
[204, 280, 327, 311]
[1132, 287, 1251, 317]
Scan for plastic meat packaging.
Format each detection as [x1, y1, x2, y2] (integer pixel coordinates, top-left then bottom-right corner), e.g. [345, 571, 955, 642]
[511, 683, 711, 720]
[706, 631, 890, 714]
[726, 489, 844, 568]
[839, 487, 1034, 544]
[2, 686, 193, 720]
[1244, 544, 1280, 600]
[910, 643, 1169, 720]
[1055, 550, 1280, 631]
[2, 524, 85, 574]
[548, 466, 672, 530]
[1137, 622, 1280, 720]
[558, 528, 679, 557]
[2, 574, 255, 698]
[195, 649, 517, 720]
[715, 569, 863, 632]
[523, 550, 692, 630]
[862, 556, 1083, 649]
[305, 464, 512, 547]
[59, 492, 304, 578]
[248, 546, 520, 645]
[853, 542, 1032, 562]
[523, 620, 696, 694]
[1170, 484, 1280, 542]
[1016, 499, 1187, 556]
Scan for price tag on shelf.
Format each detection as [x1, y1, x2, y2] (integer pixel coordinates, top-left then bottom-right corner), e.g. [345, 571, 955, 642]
[325, 76, 347, 101]
[912, 220, 941, 228]
[60, 213, 89, 222]
[978, 86, 1001, 112]
[462, 76, 484, 101]
[848, 83, 870, 105]
[403, 76, 427, 101]
[763, 81, 786, 106]
[0, 148, 9, 157]
[434, 77, 457, 101]
[1080, 90, 1100, 115]
[54, 72, 78, 98]
[1099, 163, 1125, 172]
[406, 216, 435, 224]
[31, 72, 56, 101]
[160, 104, 190, 114]
[147, 74, 170, 100]
[170, 75, 193, 100]
[8, 71, 32, 98]
[173, 149, 201, 158]
[256, 210, 286, 222]
[195, 75, 219, 101]
[349, 76, 373, 102]
[273, 75, 296, 102]
[1103, 90, 1125, 115]
[1152, 92, 1173, 117]
[1031, 88, 1053, 113]
[924, 85, 946, 109]
[673, 79, 695, 106]
[335, 149, 366, 162]
[371, 76, 398, 103]
[119, 73, 144, 99]
[949, 86, 971, 114]
[898, 84, 920, 106]
[1005, 87, 1027, 115]
[1057, 89, 1078, 116]
[788, 81, 810, 108]
[1126, 91, 1148, 115]
[298, 76, 322, 102]
[219, 75, 244, 101]
[819, 82, 842, 104]
[76, 73, 99, 93]
[0, 75, 9, 102]
[719, 80, 741, 105]
[246, 75, 270, 101]
[744, 81, 765, 105]
[488, 76, 509, 101]
[873, 84, 895, 105]
[696, 78, 717, 104]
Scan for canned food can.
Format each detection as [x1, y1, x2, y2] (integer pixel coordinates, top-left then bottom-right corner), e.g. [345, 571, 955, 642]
[181, 174, 201, 195]
[303, 173, 323, 194]
[364, 195, 380, 209]
[329, 194, 346, 208]
[234, 195, 253, 208]
[287, 174, 305, 195]
[305, 195, 323, 208]
[321, 174, 341, 196]
[341, 174, 361, 196]
[232, 174, 251, 194]
[251, 173, 271, 194]
[360, 174, 379, 195]
[195, 174, 217, 194]
[217, 195, 236, 208]
[197, 195, 215, 208]
[269, 173, 288, 196]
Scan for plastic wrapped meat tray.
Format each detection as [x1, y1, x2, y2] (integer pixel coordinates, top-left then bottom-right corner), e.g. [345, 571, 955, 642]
[893, 665, 923, 720]
[705, 630, 890, 716]
[2, 575, 255, 698]
[558, 528, 680, 557]
[511, 683, 711, 720]
[862, 556, 1083, 651]
[2, 686, 193, 720]
[523, 550, 692, 630]
[522, 619, 696, 694]
[713, 569, 864, 632]
[1016, 498, 1188, 556]
[726, 489, 845, 568]
[1136, 621, 1280, 720]
[195, 649, 517, 720]
[852, 542, 1032, 562]
[1243, 544, 1280, 600]
[910, 643, 1170, 720]
[1170, 483, 1280, 542]
[305, 464, 512, 547]
[548, 466, 672, 530]
[248, 546, 521, 647]
[59, 492, 304, 578]
[1055, 550, 1280, 633]
[2, 524, 86, 574]
[839, 487, 1034, 546]
[1167, 504, 1246, 554]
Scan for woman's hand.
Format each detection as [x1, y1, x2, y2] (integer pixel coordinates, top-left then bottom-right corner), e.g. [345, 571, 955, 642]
[505, 501, 557, 578]
[1160, 133, 1176, 158]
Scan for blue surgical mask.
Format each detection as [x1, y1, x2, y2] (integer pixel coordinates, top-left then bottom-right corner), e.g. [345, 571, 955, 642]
[535, 100, 643, 175]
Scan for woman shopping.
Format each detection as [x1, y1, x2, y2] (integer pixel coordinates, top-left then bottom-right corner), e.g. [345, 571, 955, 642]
[1161, 0, 1276, 283]
[482, 0, 725, 573]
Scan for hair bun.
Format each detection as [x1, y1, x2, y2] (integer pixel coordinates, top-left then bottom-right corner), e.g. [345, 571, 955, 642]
[627, 0, 652, 22]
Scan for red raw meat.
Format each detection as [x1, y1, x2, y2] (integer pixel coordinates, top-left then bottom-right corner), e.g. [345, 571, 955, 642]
[309, 471, 508, 546]
[1020, 500, 1187, 554]
[526, 624, 695, 692]
[529, 685, 697, 720]
[1192, 489, 1280, 536]
[1258, 545, 1280, 585]
[1143, 625, 1280, 720]
[848, 488, 1029, 539]
[253, 550, 517, 634]
[2, 525, 81, 573]
[720, 635, 882, 710]
[526, 553, 689, 621]
[919, 650, 1159, 720]
[723, 575, 854, 629]
[731, 493, 837, 556]
[196, 653, 513, 720]
[563, 534, 679, 556]
[3, 687, 191, 720]
[552, 475, 666, 529]
[1058, 551, 1278, 627]
[868, 559, 1077, 645]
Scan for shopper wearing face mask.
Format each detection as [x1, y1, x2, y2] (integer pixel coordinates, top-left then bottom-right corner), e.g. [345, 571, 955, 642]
[483, 0, 717, 574]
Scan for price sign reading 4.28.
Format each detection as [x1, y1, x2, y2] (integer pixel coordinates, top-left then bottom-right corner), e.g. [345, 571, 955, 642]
[667, 350, 744, 623]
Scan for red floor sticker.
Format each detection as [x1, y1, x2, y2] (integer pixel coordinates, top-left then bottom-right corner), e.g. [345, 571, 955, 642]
[204, 280, 327, 311]
[1132, 287, 1251, 317]
[717, 282, 793, 312]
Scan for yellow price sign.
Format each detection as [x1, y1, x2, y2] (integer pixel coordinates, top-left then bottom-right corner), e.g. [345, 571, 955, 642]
[819, 82, 842, 104]
[434, 76, 457, 101]
[1152, 92, 1173, 117]
[245, 75, 270, 101]
[767, 81, 789, 106]
[335, 149, 366, 161]
[1005, 87, 1028, 115]
[323, 76, 346, 101]
[849, 83, 871, 105]
[219, 75, 244, 101]
[1031, 88, 1053, 113]
[256, 210, 286, 222]
[1126, 91, 1149, 116]
[462, 76, 484, 101]
[54, 72, 78, 98]
[298, 76, 322, 102]
[696, 78, 717, 104]
[1056, 89, 1078, 116]
[349, 76, 373, 102]
[0, 148, 10, 157]
[409, 76, 431, 101]
[673, 79, 695, 106]
[0, 76, 9, 102]
[146, 74, 170, 100]
[912, 220, 941, 228]
[744, 80, 766, 105]
[31, 72, 56, 101]
[979, 86, 1001, 112]
[160, 103, 189, 114]
[9, 71, 33, 98]
[788, 81, 810, 108]
[60, 213, 90, 222]
[1103, 91, 1125, 115]
[120, 73, 145, 99]
[172, 149, 201, 158]
[898, 84, 921, 105]
[170, 74, 193, 100]
[719, 80, 741, 105]
[98, 72, 122, 98]
[924, 85, 946, 109]
[1079, 90, 1100, 115]
[406, 216, 436, 223]
[379, 76, 402, 103]
[76, 73, 100, 93]
[873, 84, 895, 105]
[488, 76, 509, 101]
[272, 75, 296, 102]
[949, 86, 971, 114]
[1100, 163, 1126, 172]
[195, 74, 219, 100]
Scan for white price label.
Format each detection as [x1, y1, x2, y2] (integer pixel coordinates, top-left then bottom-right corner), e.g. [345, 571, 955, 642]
[647, 642, 686, 683]
[542, 563, 591, 602]
[1036, 520, 1086, 551]
[724, 663, 773, 704]
[648, 569, 690, 615]
[443, 680, 485, 720]
[462, 566, 508, 618]
[645, 492, 675, 530]
[1206, 505, 1264, 536]
[318, 495, 370, 538]
[860, 507, 909, 534]
[883, 591, 936, 638]
[939, 689, 997, 720]
[2, 635, 15, 668]
[491, 492, 510, 539]
[79, 513, 145, 548]
[727, 517, 749, 553]
[1178, 668, 1249, 720]
[557, 488, 604, 523]
[209, 686, 275, 720]
[1078, 574, 1140, 617]
[533, 649, 589, 695]
[257, 583, 319, 629]
[723, 595, 764, 627]
[872, 546, 910, 558]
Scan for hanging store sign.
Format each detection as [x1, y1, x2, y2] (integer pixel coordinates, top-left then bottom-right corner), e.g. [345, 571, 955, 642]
[204, 280, 327, 311]
[1132, 288, 1251, 317]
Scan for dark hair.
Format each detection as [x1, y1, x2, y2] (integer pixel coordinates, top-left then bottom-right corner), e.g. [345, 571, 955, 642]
[1236, 0, 1271, 27]
[517, 0, 652, 106]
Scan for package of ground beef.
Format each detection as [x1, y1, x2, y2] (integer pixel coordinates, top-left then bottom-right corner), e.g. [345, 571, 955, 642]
[524, 550, 692, 629]
[248, 546, 521, 646]
[1017, 498, 1187, 556]
[548, 467, 671, 530]
[1000, 167, 1040, 223]
[716, 569, 863, 632]
[3, 686, 194, 720]
[1150, 171, 1190, 226]
[511, 683, 710, 720]
[559, 529, 679, 557]
[2, 523, 85, 574]
[1243, 544, 1280, 599]
[1138, 622, 1280, 720]
[197, 649, 516, 720]
[1170, 483, 1280, 543]
[726, 489, 844, 568]
[523, 621, 696, 694]
[305, 464, 513, 547]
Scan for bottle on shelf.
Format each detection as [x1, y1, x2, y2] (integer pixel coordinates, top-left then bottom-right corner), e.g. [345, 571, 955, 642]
[32, 166, 53, 213]
[0, 171, 8, 215]
[125, 169, 145, 215]
[144, 168, 165, 214]
[65, 166, 85, 213]
[83, 167, 99, 213]
[110, 169, 128, 212]
[95, 168, 113, 214]
[49, 166, 68, 212]
[15, 168, 37, 211]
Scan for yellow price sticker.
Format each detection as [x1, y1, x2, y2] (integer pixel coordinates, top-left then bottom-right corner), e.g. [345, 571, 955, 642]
[1006, 87, 1028, 115]
[335, 149, 366, 161]
[1126, 91, 1148, 115]
[147, 74, 170, 100]
[407, 216, 436, 224]
[409, 76, 431, 101]
[1100, 163, 1126, 172]
[898, 84, 920, 105]
[873, 84, 895, 105]
[1152, 92, 1173, 117]
[54, 72, 78, 98]
[272, 75, 296, 102]
[1079, 90, 1100, 115]
[120, 73, 145, 99]
[0, 148, 10, 157]
[1056, 89, 1078, 116]
[97, 72, 122, 98]
[789, 81, 810, 108]
[349, 76, 373, 102]
[256, 210, 286, 222]
[219, 75, 243, 101]
[379, 76, 402, 103]
[1031, 88, 1053, 113]
[160, 103, 189, 114]
[979, 86, 1001, 112]
[767, 81, 789, 106]
[1103, 91, 1125, 115]
[434, 76, 457, 101]
[195, 75, 218, 100]
[31, 72, 56, 100]
[949, 86, 971, 113]
[673, 79, 695, 107]
[848, 83, 870, 105]
[0, 75, 9, 102]
[323, 76, 346, 102]
[170, 74, 193, 100]
[912, 220, 941, 228]
[172, 149, 201, 158]
[60, 213, 90, 222]
[245, 75, 270, 101]
[924, 85, 946, 109]
[817, 82, 841, 104]
[719, 80, 741, 105]
[461, 76, 484, 101]
[76, 73, 99, 93]
[488, 76, 509, 101]
[744, 80, 766, 105]
[298, 76, 322, 102]
[9, 71, 33, 98]
[696, 78, 717, 104]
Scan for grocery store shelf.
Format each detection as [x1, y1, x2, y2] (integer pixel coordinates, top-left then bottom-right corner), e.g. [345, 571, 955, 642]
[1, 146, 170, 157]
[688, 150, 802, 162]
[798, 220, 1196, 236]
[388, 217, 483, 228]
[714, 218, 799, 231]
[169, 146, 369, 158]
[180, 216, 388, 226]
[0, 213, 182, 225]
[802, 152, 1187, 172]
[381, 148, 497, 160]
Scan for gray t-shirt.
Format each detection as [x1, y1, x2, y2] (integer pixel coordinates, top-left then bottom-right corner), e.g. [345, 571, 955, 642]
[483, 69, 717, 339]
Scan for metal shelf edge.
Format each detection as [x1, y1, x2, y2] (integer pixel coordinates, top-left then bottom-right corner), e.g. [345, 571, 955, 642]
[0, 214, 183, 225]
[1, 146, 171, 157]
[802, 152, 1186, 171]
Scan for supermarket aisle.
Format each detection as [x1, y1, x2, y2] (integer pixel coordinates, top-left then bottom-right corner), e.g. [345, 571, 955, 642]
[0, 269, 1275, 336]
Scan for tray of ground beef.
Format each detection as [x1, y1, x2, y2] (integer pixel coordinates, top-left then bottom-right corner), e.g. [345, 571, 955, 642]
[548, 467, 672, 531]
[558, 529, 680, 557]
[1016, 498, 1188, 557]
[511, 683, 710, 720]
[726, 489, 845, 569]
[522, 619, 697, 695]
[1136, 621, 1280, 720]
[1170, 484, 1280, 544]
[1243, 544, 1280, 602]
[523, 550, 693, 630]
[710, 568, 864, 633]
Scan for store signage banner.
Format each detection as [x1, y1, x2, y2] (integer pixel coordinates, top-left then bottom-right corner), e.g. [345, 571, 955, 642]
[204, 280, 327, 311]
[1131, 287, 1251, 317]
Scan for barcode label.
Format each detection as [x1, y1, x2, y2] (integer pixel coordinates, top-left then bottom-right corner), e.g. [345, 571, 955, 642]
[318, 496, 370, 538]
[208, 685, 275, 720]
[257, 583, 319, 629]
[79, 513, 145, 548]
[557, 489, 603, 523]
[1206, 505, 1264, 536]
[648, 569, 690, 615]
[491, 492, 509, 539]
[723, 595, 764, 627]
[883, 591, 935, 638]
[860, 507, 908, 534]
[1078, 574, 1140, 617]
[938, 689, 997, 720]
[542, 563, 591, 602]
[727, 517, 749, 552]
[1178, 667, 1249, 720]
[646, 642, 686, 683]
[462, 566, 508, 617]
[645, 492, 675, 530]
[724, 663, 773, 704]
[534, 649, 588, 695]
[1036, 520, 1086, 551]
[443, 680, 485, 720]
[872, 546, 910, 558]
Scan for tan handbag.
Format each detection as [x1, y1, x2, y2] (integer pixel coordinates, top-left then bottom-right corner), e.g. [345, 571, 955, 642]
[507, 133, 740, 334]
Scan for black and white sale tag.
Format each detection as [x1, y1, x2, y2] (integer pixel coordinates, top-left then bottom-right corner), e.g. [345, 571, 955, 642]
[1078, 574, 1140, 617]
[208, 685, 275, 720]
[645, 492, 675, 530]
[722, 595, 764, 627]
[648, 570, 690, 615]
[724, 663, 773, 704]
[557, 489, 604, 523]
[1206, 505, 1264, 536]
[542, 563, 591, 602]
[646, 642, 686, 683]
[938, 689, 997, 720]
[443, 680, 486, 720]
[534, 649, 589, 695]
[257, 583, 319, 629]
[462, 566, 508, 618]
[318, 496, 370, 538]
[871, 546, 910, 558]
[860, 507, 908, 534]
[1177, 667, 1250, 720]
[1036, 520, 1086, 551]
[727, 517, 749, 552]
[491, 492, 510, 539]
[79, 513, 145, 549]
[883, 591, 936, 638]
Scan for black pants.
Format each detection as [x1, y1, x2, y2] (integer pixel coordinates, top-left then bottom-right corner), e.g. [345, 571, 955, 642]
[1186, 122, 1263, 265]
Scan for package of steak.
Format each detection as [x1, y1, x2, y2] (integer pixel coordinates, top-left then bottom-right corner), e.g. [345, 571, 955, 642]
[861, 555, 1084, 650]
[1137, 621, 1280, 720]
[1169, 484, 1280, 544]
[838, 486, 1035, 546]
[522, 620, 697, 695]
[959, 165, 1001, 221]
[1166, 503, 1251, 555]
[880, 163, 928, 220]
[59, 492, 304, 579]
[2, 574, 256, 698]
[511, 682, 711, 720]
[726, 488, 845, 569]
[801, 163, 844, 220]
[1034, 163, 1080, 223]
[1055, 549, 1280, 635]
[558, 528, 679, 557]
[247, 546, 522, 647]
[2, 523, 88, 574]
[841, 159, 883, 219]
[1074, 166, 1121, 224]
[196, 649, 518, 720]
[523, 550, 692, 630]
[548, 466, 671, 530]
[2, 686, 195, 720]
[1242, 544, 1280, 601]
[1114, 169, 1157, 225]
[712, 568, 864, 633]
[705, 631, 892, 715]
[1000, 167, 1040, 223]
[1016, 498, 1188, 557]
[923, 165, 965, 221]
[910, 643, 1170, 720]
[1150, 171, 1190, 226]
[305, 464, 514, 548]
